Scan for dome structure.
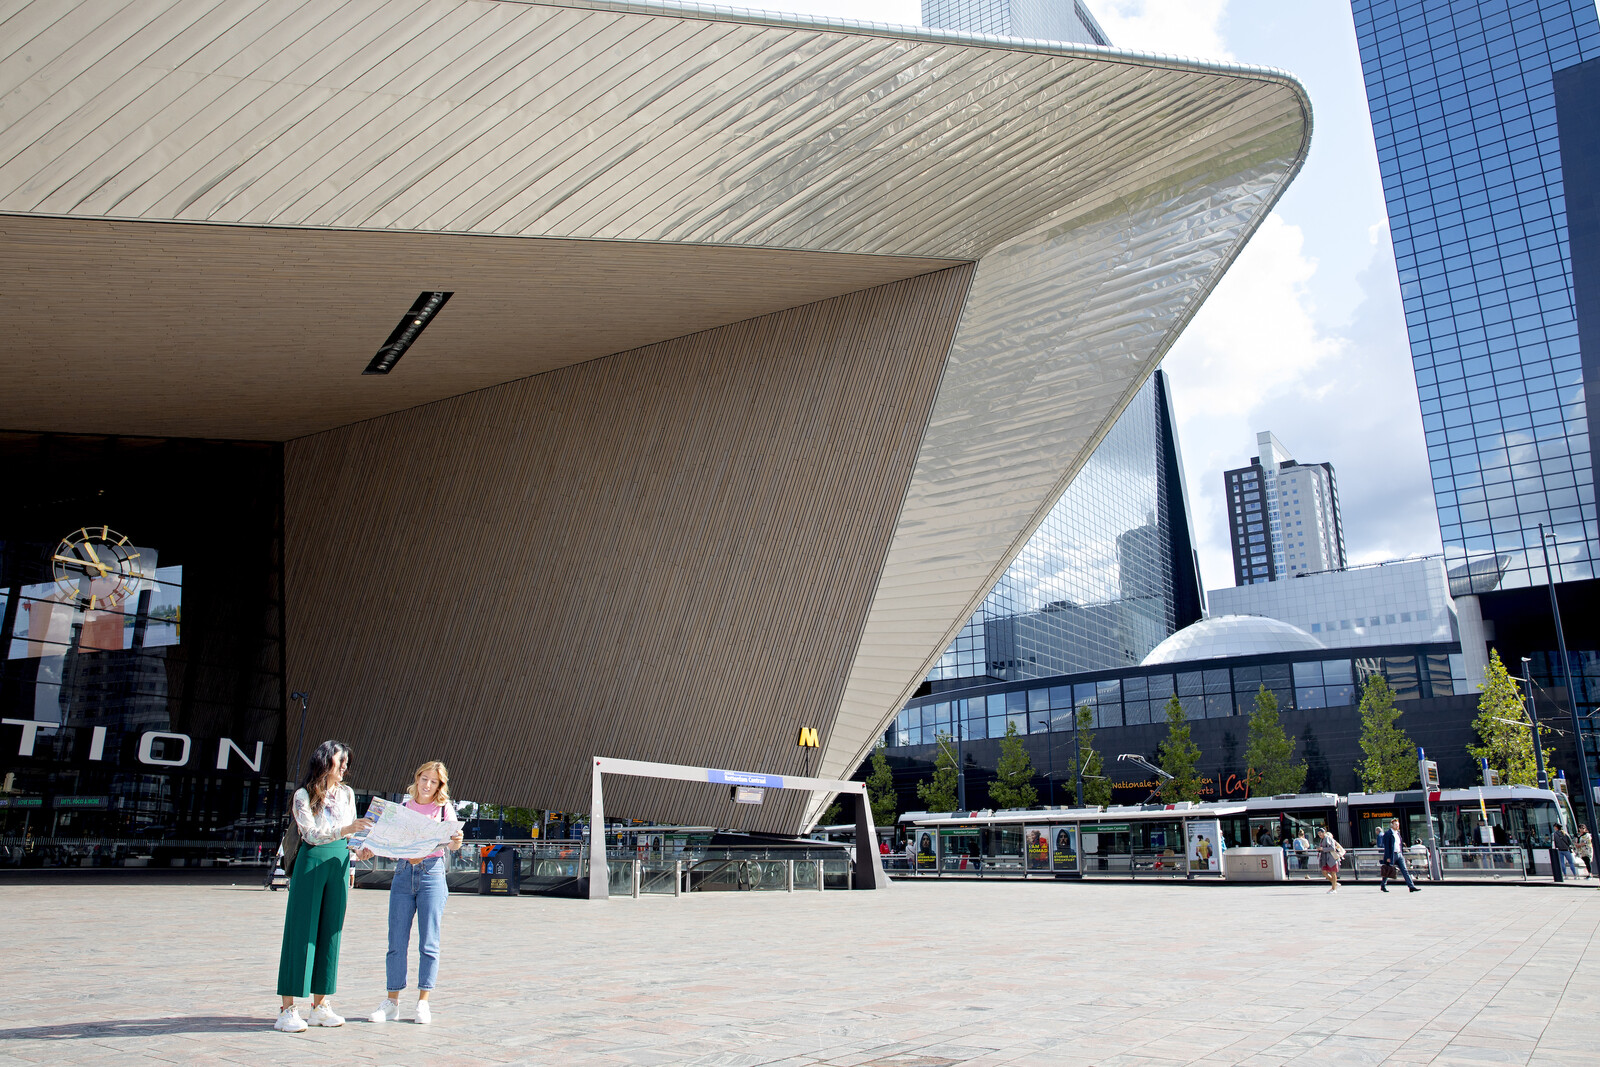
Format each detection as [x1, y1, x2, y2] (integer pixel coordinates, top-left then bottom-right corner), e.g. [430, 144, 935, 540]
[1141, 614, 1325, 666]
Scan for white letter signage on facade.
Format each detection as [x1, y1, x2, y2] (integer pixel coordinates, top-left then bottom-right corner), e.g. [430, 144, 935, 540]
[138, 731, 192, 767]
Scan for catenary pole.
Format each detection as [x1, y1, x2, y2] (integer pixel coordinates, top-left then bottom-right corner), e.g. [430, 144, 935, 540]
[1539, 523, 1598, 839]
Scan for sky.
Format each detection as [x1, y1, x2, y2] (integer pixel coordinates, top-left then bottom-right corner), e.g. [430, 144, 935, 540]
[730, 0, 1443, 595]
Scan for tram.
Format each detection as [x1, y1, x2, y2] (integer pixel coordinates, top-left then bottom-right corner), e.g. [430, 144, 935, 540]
[888, 786, 1571, 876]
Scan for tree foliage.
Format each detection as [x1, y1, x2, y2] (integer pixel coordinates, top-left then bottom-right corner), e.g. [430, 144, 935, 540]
[1062, 705, 1113, 808]
[915, 731, 959, 812]
[1246, 685, 1307, 797]
[1469, 649, 1554, 786]
[988, 720, 1038, 809]
[865, 742, 898, 827]
[1356, 673, 1419, 792]
[1156, 694, 1203, 803]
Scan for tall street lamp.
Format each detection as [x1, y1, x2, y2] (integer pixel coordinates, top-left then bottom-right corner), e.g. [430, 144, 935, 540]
[1537, 523, 1598, 840]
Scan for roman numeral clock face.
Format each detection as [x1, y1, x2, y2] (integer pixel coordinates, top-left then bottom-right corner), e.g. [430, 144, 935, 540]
[52, 527, 147, 610]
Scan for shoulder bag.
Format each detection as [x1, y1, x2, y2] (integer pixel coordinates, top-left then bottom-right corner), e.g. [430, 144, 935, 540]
[279, 814, 301, 876]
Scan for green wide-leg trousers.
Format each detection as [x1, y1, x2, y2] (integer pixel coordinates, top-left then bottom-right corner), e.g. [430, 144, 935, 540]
[277, 840, 350, 997]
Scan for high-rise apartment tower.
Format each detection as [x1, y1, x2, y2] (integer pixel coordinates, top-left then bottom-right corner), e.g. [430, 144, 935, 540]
[1225, 432, 1345, 585]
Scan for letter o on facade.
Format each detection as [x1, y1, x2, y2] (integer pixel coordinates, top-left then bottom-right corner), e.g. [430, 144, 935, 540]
[138, 731, 192, 767]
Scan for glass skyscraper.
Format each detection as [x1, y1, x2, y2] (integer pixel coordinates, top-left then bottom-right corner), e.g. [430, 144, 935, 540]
[1353, 0, 1600, 793]
[922, 0, 1108, 44]
[1352, 0, 1600, 594]
[925, 371, 1204, 685]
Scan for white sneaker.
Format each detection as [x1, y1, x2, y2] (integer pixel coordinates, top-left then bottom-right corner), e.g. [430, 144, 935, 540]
[307, 1003, 344, 1027]
[368, 998, 400, 1024]
[415, 999, 432, 1025]
[274, 1006, 307, 1033]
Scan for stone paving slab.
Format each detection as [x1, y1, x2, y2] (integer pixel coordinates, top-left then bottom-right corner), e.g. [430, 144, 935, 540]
[1, 879, 1596, 1065]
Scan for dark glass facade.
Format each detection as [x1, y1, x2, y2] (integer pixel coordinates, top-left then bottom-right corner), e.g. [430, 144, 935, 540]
[1, 432, 285, 869]
[1353, 0, 1600, 593]
[926, 371, 1203, 685]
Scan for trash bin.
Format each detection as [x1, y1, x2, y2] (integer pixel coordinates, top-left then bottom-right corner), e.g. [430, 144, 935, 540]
[479, 844, 521, 895]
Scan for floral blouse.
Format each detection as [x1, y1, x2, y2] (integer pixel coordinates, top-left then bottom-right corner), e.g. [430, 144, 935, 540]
[292, 784, 356, 846]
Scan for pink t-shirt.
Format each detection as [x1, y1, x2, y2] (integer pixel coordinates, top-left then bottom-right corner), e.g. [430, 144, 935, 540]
[405, 798, 448, 860]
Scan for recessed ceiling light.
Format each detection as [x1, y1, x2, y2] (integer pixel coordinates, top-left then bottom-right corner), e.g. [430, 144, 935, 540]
[364, 291, 452, 375]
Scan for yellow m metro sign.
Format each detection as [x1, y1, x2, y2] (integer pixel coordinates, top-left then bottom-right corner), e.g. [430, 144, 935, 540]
[797, 726, 820, 748]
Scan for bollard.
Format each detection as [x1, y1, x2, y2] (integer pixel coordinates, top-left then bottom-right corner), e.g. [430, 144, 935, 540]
[631, 858, 640, 898]
[816, 858, 825, 891]
[673, 859, 682, 897]
[786, 859, 794, 891]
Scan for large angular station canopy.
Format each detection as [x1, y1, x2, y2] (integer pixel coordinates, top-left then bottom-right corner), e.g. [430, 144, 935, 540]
[0, 0, 1309, 830]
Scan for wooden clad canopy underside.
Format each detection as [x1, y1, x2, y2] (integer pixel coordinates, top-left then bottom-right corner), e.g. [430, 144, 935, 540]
[0, 214, 962, 441]
[285, 265, 973, 831]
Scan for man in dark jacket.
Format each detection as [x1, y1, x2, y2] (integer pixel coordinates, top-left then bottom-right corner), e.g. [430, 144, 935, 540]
[1553, 824, 1579, 880]
[1380, 818, 1420, 893]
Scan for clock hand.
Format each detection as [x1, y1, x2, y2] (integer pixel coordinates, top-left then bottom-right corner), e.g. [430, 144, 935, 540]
[80, 541, 110, 577]
[53, 552, 107, 576]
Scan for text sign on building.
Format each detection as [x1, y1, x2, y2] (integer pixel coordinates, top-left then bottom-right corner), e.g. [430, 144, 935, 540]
[731, 785, 765, 805]
[706, 769, 784, 789]
[797, 727, 819, 748]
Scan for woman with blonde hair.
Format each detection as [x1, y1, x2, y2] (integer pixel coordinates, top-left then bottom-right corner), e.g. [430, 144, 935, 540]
[362, 760, 463, 1025]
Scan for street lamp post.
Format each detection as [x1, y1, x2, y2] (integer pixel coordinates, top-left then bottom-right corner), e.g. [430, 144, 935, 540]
[1537, 523, 1598, 842]
[1073, 709, 1085, 809]
[1518, 658, 1549, 790]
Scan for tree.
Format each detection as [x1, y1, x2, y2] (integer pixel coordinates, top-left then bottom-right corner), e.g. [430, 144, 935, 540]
[915, 731, 959, 812]
[1156, 694, 1203, 803]
[1061, 705, 1113, 808]
[865, 742, 898, 827]
[1355, 673, 1419, 792]
[988, 720, 1038, 809]
[1246, 685, 1307, 797]
[1469, 649, 1554, 786]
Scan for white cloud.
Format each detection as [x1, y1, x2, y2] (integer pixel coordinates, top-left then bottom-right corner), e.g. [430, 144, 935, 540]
[1093, 0, 1233, 60]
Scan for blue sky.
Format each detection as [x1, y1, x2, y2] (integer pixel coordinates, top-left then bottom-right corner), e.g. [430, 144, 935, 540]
[744, 0, 1444, 592]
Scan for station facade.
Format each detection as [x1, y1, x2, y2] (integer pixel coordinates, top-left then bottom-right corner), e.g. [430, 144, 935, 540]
[0, 0, 1308, 866]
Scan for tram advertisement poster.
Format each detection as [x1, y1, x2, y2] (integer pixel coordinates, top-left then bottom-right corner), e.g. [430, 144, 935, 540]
[1187, 819, 1222, 873]
[1025, 827, 1050, 870]
[914, 830, 937, 869]
[1051, 827, 1078, 870]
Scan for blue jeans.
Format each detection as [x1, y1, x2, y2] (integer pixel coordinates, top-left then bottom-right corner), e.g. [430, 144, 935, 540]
[1381, 853, 1417, 890]
[1558, 850, 1578, 878]
[387, 855, 447, 991]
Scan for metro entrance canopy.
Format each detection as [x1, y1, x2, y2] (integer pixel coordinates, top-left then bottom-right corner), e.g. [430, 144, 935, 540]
[0, 0, 1310, 835]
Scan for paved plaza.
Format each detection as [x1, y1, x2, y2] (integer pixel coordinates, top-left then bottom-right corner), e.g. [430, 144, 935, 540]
[2, 877, 1597, 1066]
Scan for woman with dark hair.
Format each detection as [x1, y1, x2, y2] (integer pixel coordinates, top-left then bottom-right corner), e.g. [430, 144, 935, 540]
[274, 740, 372, 1033]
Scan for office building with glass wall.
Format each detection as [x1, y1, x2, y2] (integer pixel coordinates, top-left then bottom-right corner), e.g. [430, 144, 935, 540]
[923, 0, 1109, 44]
[886, 613, 1484, 807]
[1352, 0, 1600, 789]
[927, 369, 1204, 686]
[1224, 431, 1346, 585]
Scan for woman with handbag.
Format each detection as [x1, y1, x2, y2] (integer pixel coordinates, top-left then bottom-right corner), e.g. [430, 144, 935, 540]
[360, 760, 465, 1026]
[274, 740, 372, 1033]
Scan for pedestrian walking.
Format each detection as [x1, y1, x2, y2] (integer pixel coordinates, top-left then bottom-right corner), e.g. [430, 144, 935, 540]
[1379, 818, 1420, 893]
[1317, 828, 1344, 892]
[362, 760, 464, 1026]
[1553, 823, 1579, 880]
[275, 740, 372, 1033]
[1575, 824, 1594, 878]
[1293, 829, 1310, 871]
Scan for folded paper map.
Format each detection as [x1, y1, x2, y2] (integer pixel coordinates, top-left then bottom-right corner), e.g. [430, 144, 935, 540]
[349, 797, 463, 860]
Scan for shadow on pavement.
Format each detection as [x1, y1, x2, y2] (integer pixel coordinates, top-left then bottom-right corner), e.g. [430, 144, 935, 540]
[0, 1016, 262, 1040]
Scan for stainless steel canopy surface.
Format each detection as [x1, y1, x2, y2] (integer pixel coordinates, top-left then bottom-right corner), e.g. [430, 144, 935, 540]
[0, 0, 1310, 825]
